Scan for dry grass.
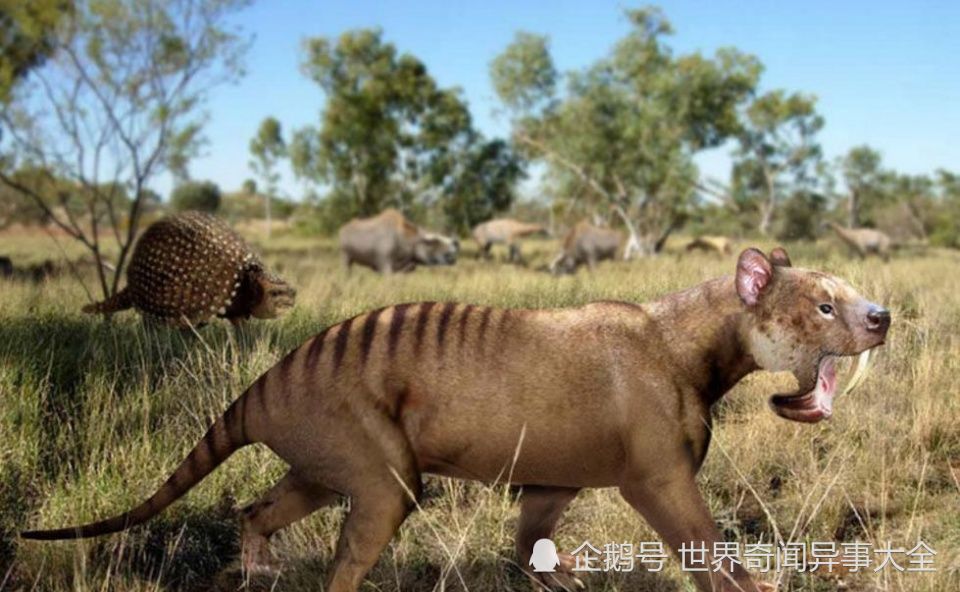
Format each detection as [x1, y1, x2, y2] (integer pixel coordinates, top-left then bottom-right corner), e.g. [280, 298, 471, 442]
[1, 230, 958, 591]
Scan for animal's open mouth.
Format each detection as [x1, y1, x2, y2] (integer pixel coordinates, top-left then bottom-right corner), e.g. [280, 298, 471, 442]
[769, 350, 874, 423]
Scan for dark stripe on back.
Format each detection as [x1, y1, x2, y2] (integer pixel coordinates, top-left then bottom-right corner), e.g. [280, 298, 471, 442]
[332, 317, 354, 372]
[498, 308, 512, 333]
[186, 427, 214, 479]
[436, 302, 457, 350]
[458, 304, 475, 347]
[360, 308, 385, 366]
[478, 306, 493, 344]
[388, 304, 411, 357]
[306, 327, 331, 372]
[414, 302, 436, 353]
[497, 308, 519, 344]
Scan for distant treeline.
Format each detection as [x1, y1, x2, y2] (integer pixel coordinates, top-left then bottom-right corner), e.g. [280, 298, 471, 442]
[2, 1, 958, 265]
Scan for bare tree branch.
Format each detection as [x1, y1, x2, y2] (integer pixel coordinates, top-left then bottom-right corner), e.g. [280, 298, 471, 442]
[0, 0, 250, 303]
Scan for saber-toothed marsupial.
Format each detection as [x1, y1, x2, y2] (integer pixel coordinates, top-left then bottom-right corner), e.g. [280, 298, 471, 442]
[23, 247, 890, 592]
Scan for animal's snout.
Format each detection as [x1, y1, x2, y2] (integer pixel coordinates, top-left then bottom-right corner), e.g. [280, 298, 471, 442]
[865, 305, 891, 334]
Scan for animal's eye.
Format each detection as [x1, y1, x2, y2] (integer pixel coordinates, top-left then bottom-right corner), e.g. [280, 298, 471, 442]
[818, 303, 835, 316]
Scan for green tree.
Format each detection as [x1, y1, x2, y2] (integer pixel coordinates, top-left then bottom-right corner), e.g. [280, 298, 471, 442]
[0, 0, 72, 105]
[929, 169, 960, 248]
[0, 0, 250, 300]
[242, 178, 257, 195]
[876, 171, 935, 242]
[491, 8, 760, 255]
[439, 137, 525, 235]
[490, 31, 556, 112]
[734, 90, 823, 235]
[291, 29, 472, 226]
[777, 189, 827, 240]
[841, 145, 883, 228]
[171, 180, 221, 213]
[249, 116, 286, 236]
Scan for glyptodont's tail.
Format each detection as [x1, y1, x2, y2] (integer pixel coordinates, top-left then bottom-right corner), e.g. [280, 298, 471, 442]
[21, 391, 257, 540]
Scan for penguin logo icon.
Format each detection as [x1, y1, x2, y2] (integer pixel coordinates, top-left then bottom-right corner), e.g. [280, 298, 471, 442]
[529, 538, 560, 572]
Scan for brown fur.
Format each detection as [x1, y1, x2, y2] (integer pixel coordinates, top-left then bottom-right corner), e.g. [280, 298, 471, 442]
[472, 218, 547, 263]
[22, 248, 890, 592]
[339, 209, 459, 274]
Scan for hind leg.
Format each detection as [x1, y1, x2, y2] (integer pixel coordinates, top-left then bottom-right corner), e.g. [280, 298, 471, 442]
[318, 413, 422, 592]
[325, 482, 419, 592]
[516, 486, 582, 590]
[240, 471, 340, 573]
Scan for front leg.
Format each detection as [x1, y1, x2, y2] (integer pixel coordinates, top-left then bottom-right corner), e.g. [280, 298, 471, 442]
[620, 470, 774, 592]
[516, 485, 583, 591]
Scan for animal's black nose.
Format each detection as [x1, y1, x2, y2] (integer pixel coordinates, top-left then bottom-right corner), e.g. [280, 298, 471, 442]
[866, 306, 891, 333]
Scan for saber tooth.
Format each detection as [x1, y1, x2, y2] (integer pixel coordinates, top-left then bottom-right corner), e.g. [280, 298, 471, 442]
[840, 350, 872, 398]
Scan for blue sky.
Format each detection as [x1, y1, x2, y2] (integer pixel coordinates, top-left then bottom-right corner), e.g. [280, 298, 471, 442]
[182, 0, 960, 199]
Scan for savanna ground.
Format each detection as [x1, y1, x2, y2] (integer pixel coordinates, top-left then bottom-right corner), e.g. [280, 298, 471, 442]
[1, 227, 958, 592]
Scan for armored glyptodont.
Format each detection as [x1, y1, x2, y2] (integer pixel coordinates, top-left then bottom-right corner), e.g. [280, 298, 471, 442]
[83, 212, 296, 327]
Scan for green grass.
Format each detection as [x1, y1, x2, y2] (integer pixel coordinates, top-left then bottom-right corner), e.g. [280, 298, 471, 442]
[1, 231, 959, 591]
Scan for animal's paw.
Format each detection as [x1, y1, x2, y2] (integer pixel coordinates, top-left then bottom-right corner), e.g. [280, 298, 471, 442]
[244, 559, 281, 576]
[212, 561, 281, 592]
[529, 553, 585, 591]
[241, 535, 281, 576]
[756, 582, 778, 592]
[532, 572, 585, 591]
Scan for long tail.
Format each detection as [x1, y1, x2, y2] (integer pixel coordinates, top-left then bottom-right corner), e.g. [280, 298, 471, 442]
[82, 288, 133, 315]
[21, 392, 255, 540]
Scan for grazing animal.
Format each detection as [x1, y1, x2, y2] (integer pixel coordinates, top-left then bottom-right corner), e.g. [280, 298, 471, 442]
[82, 212, 296, 327]
[686, 235, 734, 256]
[550, 220, 623, 274]
[339, 208, 459, 274]
[21, 247, 891, 592]
[472, 218, 547, 263]
[25, 259, 57, 282]
[827, 222, 892, 261]
[0, 257, 58, 283]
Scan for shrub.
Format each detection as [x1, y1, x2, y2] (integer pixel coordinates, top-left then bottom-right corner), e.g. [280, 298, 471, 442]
[170, 181, 221, 213]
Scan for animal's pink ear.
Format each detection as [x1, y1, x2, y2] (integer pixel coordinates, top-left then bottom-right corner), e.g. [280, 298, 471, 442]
[736, 248, 773, 306]
[769, 246, 792, 267]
